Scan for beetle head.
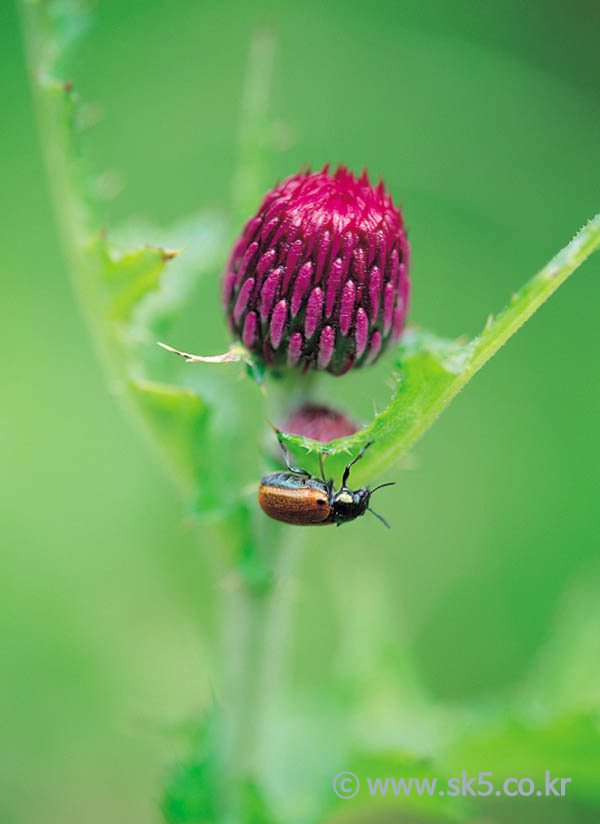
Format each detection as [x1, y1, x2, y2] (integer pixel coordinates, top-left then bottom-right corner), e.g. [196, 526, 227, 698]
[332, 482, 395, 528]
[331, 487, 370, 524]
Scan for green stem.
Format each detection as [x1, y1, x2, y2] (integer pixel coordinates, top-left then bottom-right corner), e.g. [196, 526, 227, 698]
[232, 29, 276, 235]
[219, 513, 302, 824]
[223, 579, 271, 778]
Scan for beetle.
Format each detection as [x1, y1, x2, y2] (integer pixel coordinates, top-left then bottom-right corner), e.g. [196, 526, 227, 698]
[258, 433, 394, 527]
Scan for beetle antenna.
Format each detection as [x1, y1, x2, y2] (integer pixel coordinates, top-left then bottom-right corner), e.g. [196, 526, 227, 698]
[341, 440, 373, 487]
[368, 507, 391, 529]
[370, 482, 396, 494]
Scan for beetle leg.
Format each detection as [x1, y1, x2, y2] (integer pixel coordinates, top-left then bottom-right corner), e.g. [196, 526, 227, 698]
[277, 433, 311, 477]
[319, 451, 328, 484]
[341, 440, 373, 487]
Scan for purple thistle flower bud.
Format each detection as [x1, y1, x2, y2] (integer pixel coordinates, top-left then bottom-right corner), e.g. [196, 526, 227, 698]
[283, 403, 358, 443]
[223, 165, 410, 375]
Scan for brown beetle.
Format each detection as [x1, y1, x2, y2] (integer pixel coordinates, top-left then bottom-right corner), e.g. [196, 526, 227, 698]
[258, 434, 394, 527]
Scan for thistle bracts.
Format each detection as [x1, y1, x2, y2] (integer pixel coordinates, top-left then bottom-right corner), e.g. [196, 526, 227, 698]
[223, 165, 410, 375]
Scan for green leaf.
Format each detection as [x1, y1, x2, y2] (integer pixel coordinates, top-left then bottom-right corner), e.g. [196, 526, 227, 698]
[444, 713, 600, 804]
[162, 715, 220, 824]
[238, 779, 279, 824]
[162, 712, 279, 824]
[163, 757, 216, 824]
[128, 378, 211, 495]
[281, 214, 600, 483]
[102, 242, 179, 322]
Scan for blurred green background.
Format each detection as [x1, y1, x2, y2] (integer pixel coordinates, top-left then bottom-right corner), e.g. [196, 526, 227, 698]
[2, 1, 600, 822]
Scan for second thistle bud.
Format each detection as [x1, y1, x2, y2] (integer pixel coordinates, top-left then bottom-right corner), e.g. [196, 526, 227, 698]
[283, 403, 358, 443]
[223, 165, 410, 376]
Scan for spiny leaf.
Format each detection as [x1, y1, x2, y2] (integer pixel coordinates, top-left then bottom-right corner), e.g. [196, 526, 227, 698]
[114, 212, 226, 341]
[101, 243, 179, 322]
[281, 214, 600, 483]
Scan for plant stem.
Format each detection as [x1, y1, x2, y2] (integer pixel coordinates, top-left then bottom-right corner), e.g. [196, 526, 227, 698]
[219, 515, 302, 823]
[232, 29, 276, 236]
[222, 579, 271, 782]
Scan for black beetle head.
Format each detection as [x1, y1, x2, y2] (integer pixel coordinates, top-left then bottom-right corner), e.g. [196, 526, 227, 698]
[332, 482, 394, 528]
[331, 487, 370, 524]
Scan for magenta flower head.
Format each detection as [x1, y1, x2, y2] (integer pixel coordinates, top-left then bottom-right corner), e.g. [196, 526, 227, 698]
[284, 402, 358, 443]
[222, 165, 410, 375]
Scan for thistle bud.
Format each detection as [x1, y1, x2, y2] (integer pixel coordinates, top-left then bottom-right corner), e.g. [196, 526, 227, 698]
[223, 165, 410, 375]
[283, 403, 358, 443]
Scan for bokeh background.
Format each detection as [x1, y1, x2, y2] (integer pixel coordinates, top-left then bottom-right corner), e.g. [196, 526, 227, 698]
[2, 1, 600, 822]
